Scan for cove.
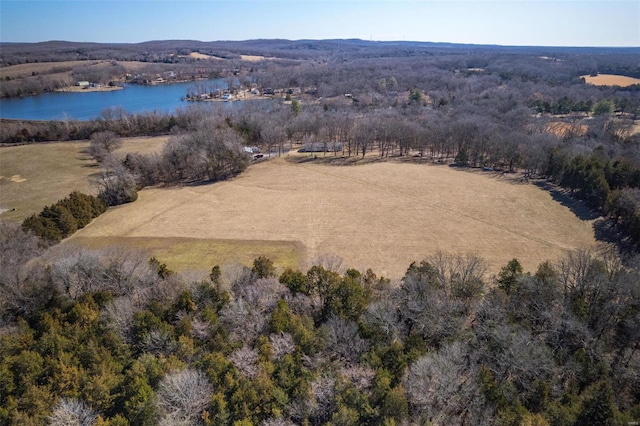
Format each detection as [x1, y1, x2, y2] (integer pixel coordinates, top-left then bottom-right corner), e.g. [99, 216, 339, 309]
[0, 80, 228, 121]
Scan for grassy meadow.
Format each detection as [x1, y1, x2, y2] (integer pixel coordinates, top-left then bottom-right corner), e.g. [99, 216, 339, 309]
[69, 154, 597, 278]
[0, 141, 96, 221]
[2, 136, 599, 277]
[0, 136, 168, 222]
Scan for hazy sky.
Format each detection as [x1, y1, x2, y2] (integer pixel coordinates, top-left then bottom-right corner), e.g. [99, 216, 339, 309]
[1, 0, 638, 47]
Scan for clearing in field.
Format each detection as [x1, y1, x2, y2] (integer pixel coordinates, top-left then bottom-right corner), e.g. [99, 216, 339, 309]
[545, 121, 588, 138]
[70, 157, 598, 278]
[582, 74, 640, 87]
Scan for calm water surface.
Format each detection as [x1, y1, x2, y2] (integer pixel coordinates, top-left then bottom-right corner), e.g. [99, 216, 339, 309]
[0, 80, 228, 121]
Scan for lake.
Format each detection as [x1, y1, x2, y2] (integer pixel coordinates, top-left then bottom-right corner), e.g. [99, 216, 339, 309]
[0, 79, 229, 121]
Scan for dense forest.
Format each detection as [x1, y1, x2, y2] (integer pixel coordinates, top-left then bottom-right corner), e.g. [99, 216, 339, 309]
[1, 39, 640, 424]
[2, 220, 640, 425]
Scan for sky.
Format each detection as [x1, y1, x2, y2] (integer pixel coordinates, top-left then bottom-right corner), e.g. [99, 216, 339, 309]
[1, 0, 638, 47]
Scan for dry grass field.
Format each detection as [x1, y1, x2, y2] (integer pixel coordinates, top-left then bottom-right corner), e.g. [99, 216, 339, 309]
[112, 135, 169, 156]
[545, 121, 588, 138]
[0, 141, 96, 221]
[0, 136, 168, 221]
[0, 61, 88, 80]
[187, 52, 270, 62]
[69, 156, 598, 278]
[1, 137, 599, 278]
[239, 54, 269, 62]
[0, 60, 150, 80]
[188, 52, 224, 60]
[582, 74, 640, 87]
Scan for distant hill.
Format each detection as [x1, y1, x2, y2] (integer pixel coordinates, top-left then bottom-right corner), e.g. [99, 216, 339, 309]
[2, 39, 638, 66]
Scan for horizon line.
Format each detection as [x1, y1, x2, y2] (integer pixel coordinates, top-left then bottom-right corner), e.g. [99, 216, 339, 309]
[1, 38, 639, 50]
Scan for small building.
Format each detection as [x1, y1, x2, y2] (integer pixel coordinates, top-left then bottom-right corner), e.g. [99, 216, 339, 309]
[76, 81, 90, 88]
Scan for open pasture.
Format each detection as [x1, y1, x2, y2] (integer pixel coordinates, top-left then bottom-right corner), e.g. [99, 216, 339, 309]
[0, 61, 87, 80]
[582, 74, 640, 87]
[0, 60, 150, 80]
[187, 52, 269, 62]
[188, 52, 224, 60]
[0, 141, 95, 221]
[71, 156, 598, 278]
[0, 136, 168, 221]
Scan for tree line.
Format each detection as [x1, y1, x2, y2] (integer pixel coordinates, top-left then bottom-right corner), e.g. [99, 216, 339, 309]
[1, 220, 638, 425]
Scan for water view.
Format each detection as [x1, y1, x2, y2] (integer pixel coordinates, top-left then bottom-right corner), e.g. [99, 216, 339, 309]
[0, 79, 228, 121]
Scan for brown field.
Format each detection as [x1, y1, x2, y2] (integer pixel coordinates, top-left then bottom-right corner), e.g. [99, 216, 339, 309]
[582, 74, 640, 87]
[0, 136, 169, 221]
[187, 52, 269, 62]
[545, 121, 588, 138]
[240, 54, 268, 62]
[0, 60, 154, 89]
[69, 156, 598, 278]
[188, 52, 224, 60]
[112, 135, 170, 156]
[0, 141, 96, 221]
[0, 61, 88, 79]
[0, 60, 149, 79]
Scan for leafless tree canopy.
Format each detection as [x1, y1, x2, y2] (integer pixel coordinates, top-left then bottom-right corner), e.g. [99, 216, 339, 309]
[156, 368, 214, 424]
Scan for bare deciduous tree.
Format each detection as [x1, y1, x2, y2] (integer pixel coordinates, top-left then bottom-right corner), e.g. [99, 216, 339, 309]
[340, 364, 375, 392]
[220, 298, 266, 344]
[0, 222, 46, 320]
[47, 246, 157, 298]
[404, 342, 492, 425]
[307, 375, 337, 424]
[362, 298, 403, 344]
[269, 332, 296, 360]
[261, 418, 297, 426]
[323, 316, 368, 365]
[229, 345, 259, 379]
[157, 368, 213, 424]
[48, 398, 97, 426]
[102, 297, 136, 342]
[89, 130, 122, 163]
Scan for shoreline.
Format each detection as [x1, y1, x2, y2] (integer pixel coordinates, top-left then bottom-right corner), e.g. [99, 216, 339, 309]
[184, 89, 280, 102]
[54, 85, 124, 93]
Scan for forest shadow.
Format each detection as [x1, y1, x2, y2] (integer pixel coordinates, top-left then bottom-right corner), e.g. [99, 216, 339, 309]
[534, 181, 600, 221]
[593, 218, 623, 244]
[593, 218, 638, 255]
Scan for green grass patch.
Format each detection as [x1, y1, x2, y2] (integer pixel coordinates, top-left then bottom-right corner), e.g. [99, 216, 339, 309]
[67, 236, 304, 273]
